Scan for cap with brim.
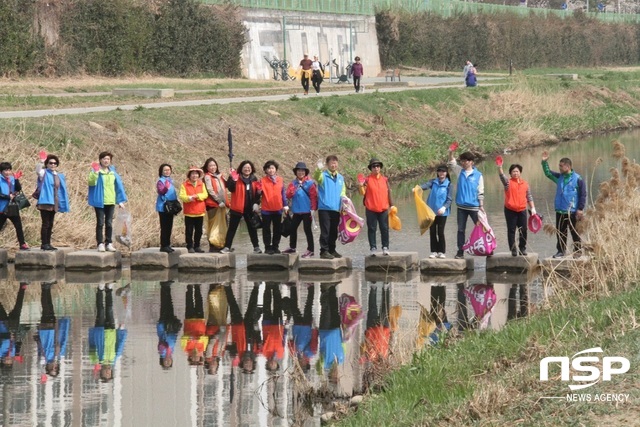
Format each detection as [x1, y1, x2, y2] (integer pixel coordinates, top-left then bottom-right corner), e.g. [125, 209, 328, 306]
[368, 158, 383, 170]
[292, 161, 310, 176]
[187, 167, 204, 179]
[436, 165, 448, 172]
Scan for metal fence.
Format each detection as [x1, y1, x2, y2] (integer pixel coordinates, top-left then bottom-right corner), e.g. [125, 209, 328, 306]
[199, 0, 640, 22]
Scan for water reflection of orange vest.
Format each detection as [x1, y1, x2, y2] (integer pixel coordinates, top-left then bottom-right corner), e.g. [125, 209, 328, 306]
[361, 326, 391, 362]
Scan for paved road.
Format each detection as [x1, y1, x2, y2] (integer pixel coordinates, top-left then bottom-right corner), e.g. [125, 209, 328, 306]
[0, 76, 501, 119]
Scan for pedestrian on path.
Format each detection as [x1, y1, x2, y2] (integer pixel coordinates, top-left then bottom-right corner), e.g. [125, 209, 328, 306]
[299, 53, 313, 95]
[311, 55, 325, 94]
[350, 56, 364, 93]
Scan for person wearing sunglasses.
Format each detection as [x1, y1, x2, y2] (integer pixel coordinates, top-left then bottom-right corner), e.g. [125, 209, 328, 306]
[36, 153, 70, 251]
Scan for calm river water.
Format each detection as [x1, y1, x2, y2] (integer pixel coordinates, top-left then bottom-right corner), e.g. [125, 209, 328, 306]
[0, 130, 637, 426]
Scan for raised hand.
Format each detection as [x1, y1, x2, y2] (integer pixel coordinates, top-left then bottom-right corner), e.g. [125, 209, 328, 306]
[38, 150, 47, 162]
[448, 141, 459, 152]
[541, 151, 549, 161]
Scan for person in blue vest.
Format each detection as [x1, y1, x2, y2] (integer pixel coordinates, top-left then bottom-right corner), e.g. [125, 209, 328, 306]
[541, 151, 586, 258]
[36, 154, 70, 251]
[35, 281, 70, 379]
[448, 150, 484, 259]
[157, 281, 182, 370]
[0, 162, 29, 251]
[89, 283, 128, 382]
[0, 282, 28, 369]
[417, 165, 453, 258]
[156, 163, 179, 253]
[88, 152, 128, 252]
[313, 155, 346, 259]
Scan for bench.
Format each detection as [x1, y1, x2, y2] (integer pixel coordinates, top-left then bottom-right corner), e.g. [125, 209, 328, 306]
[385, 68, 401, 82]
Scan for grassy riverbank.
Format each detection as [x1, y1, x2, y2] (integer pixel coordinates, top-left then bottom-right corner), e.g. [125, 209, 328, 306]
[1, 70, 640, 249]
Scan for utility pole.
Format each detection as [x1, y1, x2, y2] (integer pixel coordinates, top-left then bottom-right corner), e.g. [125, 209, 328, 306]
[282, 16, 287, 63]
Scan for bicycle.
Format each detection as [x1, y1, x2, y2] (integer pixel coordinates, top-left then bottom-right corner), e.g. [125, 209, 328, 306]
[264, 55, 281, 81]
[279, 60, 296, 81]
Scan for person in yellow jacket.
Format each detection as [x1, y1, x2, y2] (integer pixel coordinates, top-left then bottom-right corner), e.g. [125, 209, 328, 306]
[179, 167, 208, 253]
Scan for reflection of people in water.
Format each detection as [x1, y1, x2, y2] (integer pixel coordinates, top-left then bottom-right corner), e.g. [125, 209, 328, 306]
[88, 283, 128, 382]
[318, 283, 344, 382]
[35, 282, 70, 378]
[181, 284, 208, 366]
[261, 282, 285, 372]
[456, 283, 471, 331]
[0, 282, 28, 369]
[226, 283, 261, 374]
[417, 285, 452, 347]
[157, 281, 182, 370]
[204, 283, 229, 375]
[361, 284, 391, 363]
[286, 283, 317, 372]
[507, 284, 529, 320]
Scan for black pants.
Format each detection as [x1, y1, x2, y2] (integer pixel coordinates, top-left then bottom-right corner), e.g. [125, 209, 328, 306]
[0, 212, 26, 245]
[185, 284, 204, 319]
[226, 284, 261, 351]
[39, 210, 56, 246]
[95, 205, 115, 244]
[263, 282, 283, 324]
[158, 212, 174, 248]
[366, 287, 390, 328]
[320, 285, 340, 330]
[556, 212, 581, 253]
[456, 208, 479, 251]
[430, 216, 447, 253]
[289, 213, 314, 251]
[95, 288, 115, 330]
[318, 210, 340, 254]
[312, 72, 322, 93]
[505, 207, 527, 252]
[456, 284, 470, 331]
[366, 209, 389, 250]
[184, 216, 203, 249]
[508, 284, 529, 320]
[430, 285, 448, 324]
[289, 284, 314, 325]
[225, 210, 260, 249]
[301, 72, 310, 92]
[262, 214, 282, 251]
[353, 76, 361, 92]
[40, 283, 57, 324]
[159, 282, 182, 333]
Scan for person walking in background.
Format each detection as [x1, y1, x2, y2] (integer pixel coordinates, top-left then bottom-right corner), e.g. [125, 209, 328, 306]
[156, 163, 178, 253]
[498, 162, 536, 256]
[202, 157, 228, 252]
[221, 160, 262, 254]
[259, 160, 288, 254]
[448, 149, 484, 259]
[284, 162, 317, 258]
[35, 281, 70, 379]
[156, 281, 182, 370]
[36, 154, 70, 251]
[314, 155, 346, 259]
[463, 60, 475, 86]
[541, 151, 586, 258]
[359, 158, 393, 256]
[417, 165, 452, 258]
[179, 166, 208, 253]
[88, 151, 127, 252]
[350, 56, 364, 93]
[298, 53, 313, 95]
[311, 55, 325, 95]
[0, 162, 29, 251]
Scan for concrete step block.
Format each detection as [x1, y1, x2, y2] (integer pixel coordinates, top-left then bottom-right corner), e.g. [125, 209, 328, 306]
[178, 253, 235, 271]
[0, 249, 7, 267]
[65, 250, 121, 271]
[247, 270, 298, 283]
[15, 247, 74, 269]
[364, 252, 418, 272]
[541, 255, 591, 273]
[364, 269, 418, 283]
[179, 270, 234, 284]
[420, 257, 474, 273]
[131, 247, 186, 269]
[420, 271, 474, 284]
[65, 269, 122, 284]
[297, 257, 352, 273]
[132, 268, 179, 283]
[486, 252, 539, 272]
[15, 268, 65, 283]
[247, 254, 297, 271]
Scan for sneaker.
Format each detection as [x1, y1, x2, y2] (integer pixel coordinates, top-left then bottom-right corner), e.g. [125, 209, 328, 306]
[370, 248, 377, 257]
[98, 283, 105, 291]
[282, 248, 296, 254]
[188, 248, 195, 254]
[382, 247, 389, 256]
[20, 243, 30, 251]
[552, 251, 565, 259]
[98, 243, 106, 252]
[520, 249, 528, 256]
[42, 244, 57, 251]
[511, 249, 518, 257]
[429, 252, 437, 258]
[194, 247, 204, 253]
[301, 250, 314, 258]
[106, 282, 115, 290]
[320, 251, 334, 260]
[273, 248, 281, 254]
[220, 247, 231, 254]
[159, 246, 172, 253]
[253, 247, 262, 254]
[330, 251, 342, 258]
[437, 252, 446, 259]
[106, 243, 116, 252]
[455, 250, 464, 259]
[168, 247, 175, 253]
[266, 248, 275, 255]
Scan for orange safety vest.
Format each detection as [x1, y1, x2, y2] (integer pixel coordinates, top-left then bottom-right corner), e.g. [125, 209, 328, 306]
[260, 176, 284, 211]
[204, 172, 227, 208]
[229, 178, 260, 214]
[182, 180, 206, 216]
[364, 174, 391, 213]
[504, 178, 529, 212]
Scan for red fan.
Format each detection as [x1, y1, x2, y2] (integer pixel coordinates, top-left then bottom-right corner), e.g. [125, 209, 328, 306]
[91, 161, 100, 172]
[357, 173, 366, 184]
[38, 150, 47, 161]
[495, 155, 503, 166]
[449, 141, 459, 151]
[13, 170, 23, 179]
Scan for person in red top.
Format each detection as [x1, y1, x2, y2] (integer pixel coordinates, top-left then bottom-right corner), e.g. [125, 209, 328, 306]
[498, 163, 536, 256]
[202, 158, 228, 252]
[179, 167, 208, 253]
[358, 158, 394, 256]
[261, 282, 285, 372]
[298, 53, 313, 95]
[259, 160, 288, 254]
[221, 160, 262, 254]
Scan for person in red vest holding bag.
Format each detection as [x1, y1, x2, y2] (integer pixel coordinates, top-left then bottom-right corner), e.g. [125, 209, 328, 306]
[358, 158, 394, 256]
[260, 160, 288, 254]
[498, 160, 536, 256]
[179, 167, 208, 253]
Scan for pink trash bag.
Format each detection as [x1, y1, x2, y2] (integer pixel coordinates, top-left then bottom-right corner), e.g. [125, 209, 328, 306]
[338, 196, 364, 244]
[462, 211, 496, 256]
[339, 293, 363, 342]
[464, 284, 497, 330]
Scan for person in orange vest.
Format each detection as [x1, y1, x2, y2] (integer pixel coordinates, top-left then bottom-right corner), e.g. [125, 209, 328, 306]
[202, 158, 228, 253]
[358, 158, 394, 256]
[179, 167, 208, 253]
[181, 284, 208, 366]
[360, 284, 391, 364]
[498, 163, 536, 256]
[259, 160, 288, 254]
